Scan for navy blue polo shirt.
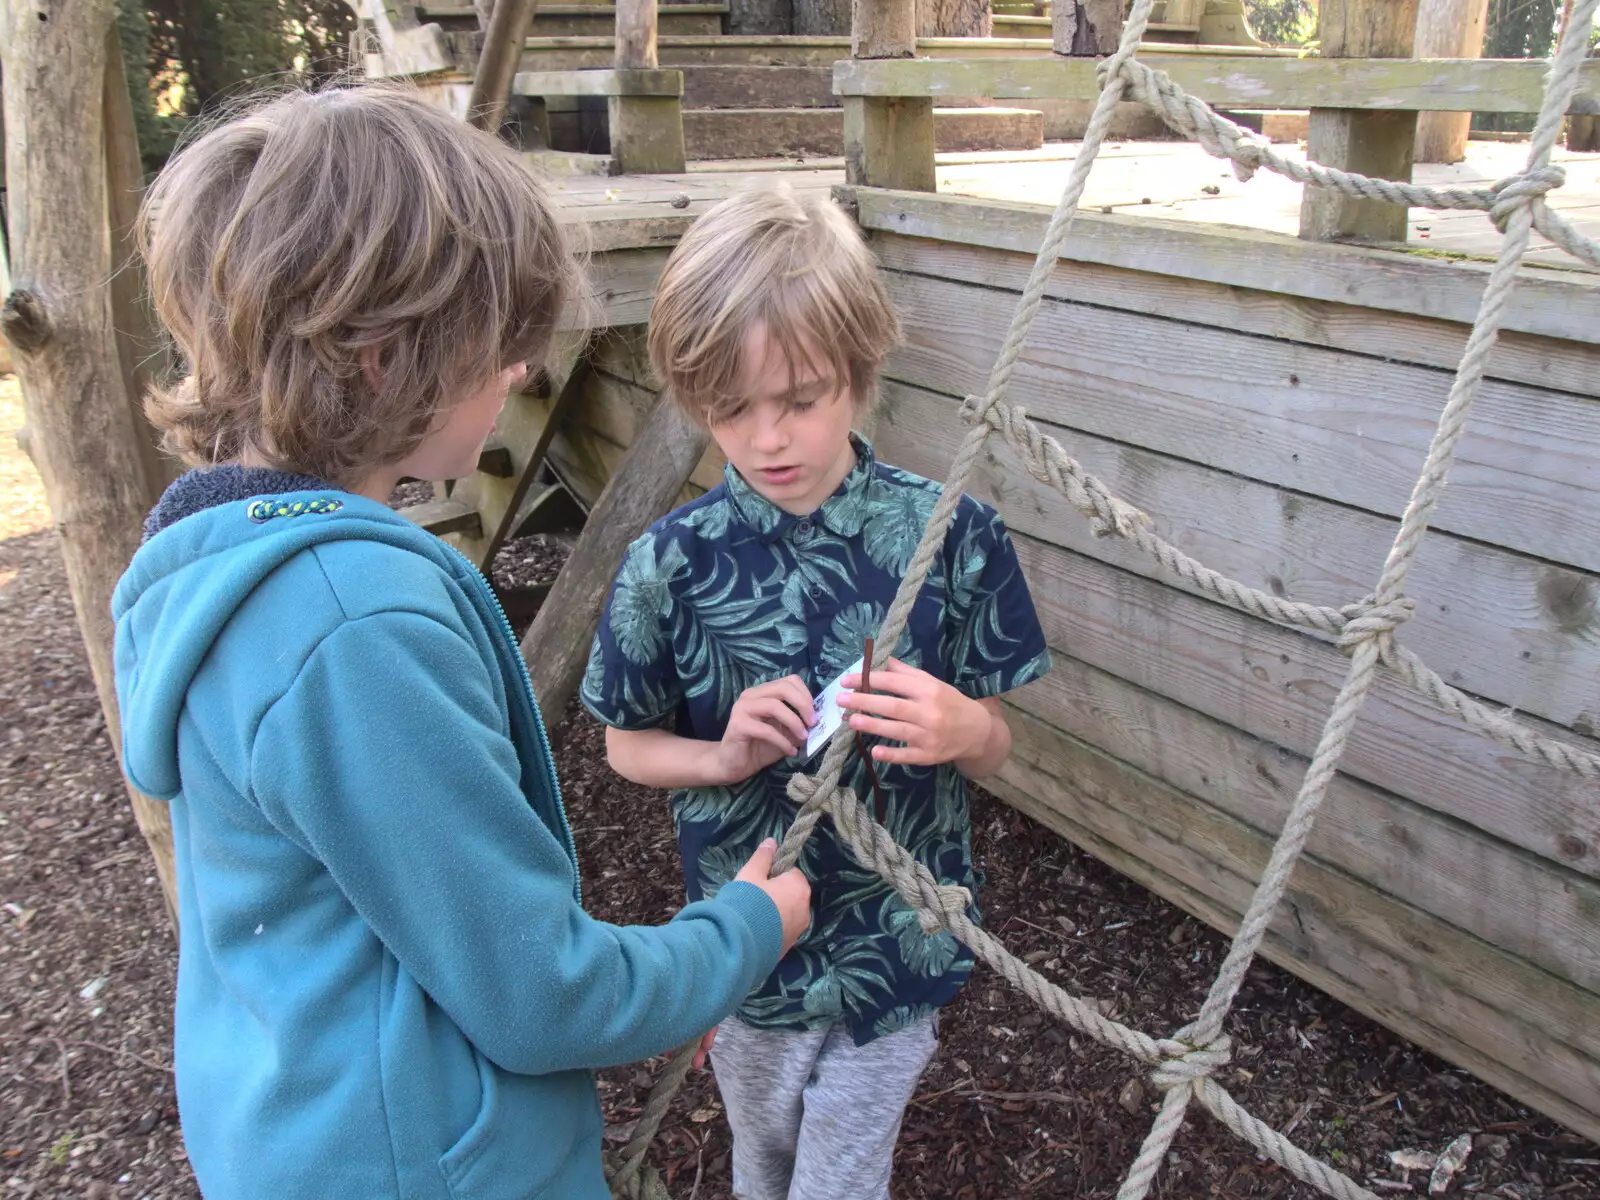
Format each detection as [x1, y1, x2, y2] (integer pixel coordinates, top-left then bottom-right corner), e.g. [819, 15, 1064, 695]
[581, 435, 1051, 1043]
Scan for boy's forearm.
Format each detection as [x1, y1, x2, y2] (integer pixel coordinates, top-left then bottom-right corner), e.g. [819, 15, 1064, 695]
[606, 725, 734, 789]
[954, 697, 1011, 780]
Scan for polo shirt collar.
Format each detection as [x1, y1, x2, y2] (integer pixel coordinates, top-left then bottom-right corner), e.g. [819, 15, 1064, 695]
[724, 432, 876, 544]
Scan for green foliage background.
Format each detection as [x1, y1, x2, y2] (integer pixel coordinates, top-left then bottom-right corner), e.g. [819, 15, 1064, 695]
[115, 0, 357, 170]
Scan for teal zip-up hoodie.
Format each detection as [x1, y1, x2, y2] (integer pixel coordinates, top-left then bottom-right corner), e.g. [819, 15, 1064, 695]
[112, 475, 783, 1199]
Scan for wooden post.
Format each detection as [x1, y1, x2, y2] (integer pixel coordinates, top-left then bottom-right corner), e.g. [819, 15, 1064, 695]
[1053, 0, 1122, 55]
[607, 0, 687, 172]
[1299, 0, 1421, 243]
[1565, 0, 1600, 151]
[521, 395, 710, 729]
[1413, 0, 1489, 164]
[103, 27, 173, 495]
[1, 0, 179, 924]
[468, 0, 539, 133]
[844, 0, 935, 191]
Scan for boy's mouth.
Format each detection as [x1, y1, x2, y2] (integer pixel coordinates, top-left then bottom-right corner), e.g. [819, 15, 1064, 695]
[756, 465, 802, 486]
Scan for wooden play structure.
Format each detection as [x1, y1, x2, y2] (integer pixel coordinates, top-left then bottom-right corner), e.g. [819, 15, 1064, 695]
[3, 0, 1598, 1193]
[357, 0, 1600, 1189]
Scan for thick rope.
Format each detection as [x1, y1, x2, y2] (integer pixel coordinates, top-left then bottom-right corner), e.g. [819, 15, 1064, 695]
[610, 0, 1600, 1191]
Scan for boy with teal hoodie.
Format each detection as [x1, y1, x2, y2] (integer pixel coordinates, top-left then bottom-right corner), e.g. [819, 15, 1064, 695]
[112, 86, 810, 1199]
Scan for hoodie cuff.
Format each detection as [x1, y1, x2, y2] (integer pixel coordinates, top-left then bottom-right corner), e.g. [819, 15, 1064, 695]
[712, 880, 786, 979]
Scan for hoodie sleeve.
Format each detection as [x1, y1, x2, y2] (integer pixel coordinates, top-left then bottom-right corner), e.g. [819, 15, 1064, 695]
[248, 608, 783, 1076]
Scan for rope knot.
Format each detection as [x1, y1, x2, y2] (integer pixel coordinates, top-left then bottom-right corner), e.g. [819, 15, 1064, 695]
[913, 879, 972, 934]
[1337, 595, 1416, 654]
[1489, 165, 1566, 232]
[786, 772, 821, 806]
[1150, 1034, 1231, 1092]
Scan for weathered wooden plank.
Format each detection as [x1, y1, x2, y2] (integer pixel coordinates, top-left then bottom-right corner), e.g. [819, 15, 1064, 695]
[1299, 0, 1418, 242]
[1005, 528, 1600, 878]
[449, 334, 591, 567]
[581, 367, 727, 488]
[560, 248, 671, 322]
[850, 190, 1600, 346]
[843, 96, 937, 192]
[866, 229, 1600, 397]
[881, 270, 1600, 573]
[988, 714, 1600, 1140]
[876, 381, 1600, 732]
[522, 391, 710, 726]
[998, 650, 1600, 1004]
[831, 53, 1600, 115]
[399, 497, 484, 537]
[513, 67, 685, 95]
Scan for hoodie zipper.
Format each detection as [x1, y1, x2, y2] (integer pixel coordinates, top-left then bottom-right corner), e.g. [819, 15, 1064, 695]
[443, 541, 581, 905]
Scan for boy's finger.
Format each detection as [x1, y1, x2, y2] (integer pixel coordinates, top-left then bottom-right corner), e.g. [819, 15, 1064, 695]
[837, 690, 911, 720]
[870, 742, 934, 766]
[753, 698, 809, 742]
[847, 713, 918, 742]
[840, 670, 922, 698]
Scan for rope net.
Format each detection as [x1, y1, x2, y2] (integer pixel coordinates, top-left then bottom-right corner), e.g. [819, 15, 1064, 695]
[608, 4, 1600, 1195]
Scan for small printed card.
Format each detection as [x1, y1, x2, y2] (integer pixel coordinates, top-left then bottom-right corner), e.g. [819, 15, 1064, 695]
[805, 656, 863, 760]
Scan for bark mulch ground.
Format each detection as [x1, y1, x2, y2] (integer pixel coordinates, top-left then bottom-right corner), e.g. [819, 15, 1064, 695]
[2, 377, 1597, 1197]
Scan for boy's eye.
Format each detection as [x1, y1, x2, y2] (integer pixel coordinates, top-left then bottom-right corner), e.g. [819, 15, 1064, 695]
[787, 398, 818, 414]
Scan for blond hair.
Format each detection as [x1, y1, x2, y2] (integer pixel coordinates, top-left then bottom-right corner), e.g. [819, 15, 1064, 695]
[138, 84, 581, 487]
[647, 184, 899, 423]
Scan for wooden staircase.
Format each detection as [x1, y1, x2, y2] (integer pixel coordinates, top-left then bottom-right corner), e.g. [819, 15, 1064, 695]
[413, 4, 1047, 160]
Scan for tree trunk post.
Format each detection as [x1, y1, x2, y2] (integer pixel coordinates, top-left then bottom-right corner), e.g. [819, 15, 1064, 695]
[1413, 0, 1489, 163]
[520, 395, 710, 729]
[468, 0, 540, 133]
[609, 0, 688, 173]
[1052, 0, 1122, 54]
[1563, 0, 1600, 150]
[1299, 0, 1421, 243]
[1, 0, 179, 925]
[844, 0, 935, 191]
[103, 26, 174, 495]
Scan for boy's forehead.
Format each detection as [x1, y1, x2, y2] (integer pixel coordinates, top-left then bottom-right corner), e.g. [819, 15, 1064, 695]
[738, 323, 837, 393]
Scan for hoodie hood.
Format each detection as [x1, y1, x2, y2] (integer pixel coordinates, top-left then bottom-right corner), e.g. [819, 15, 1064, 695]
[113, 472, 464, 800]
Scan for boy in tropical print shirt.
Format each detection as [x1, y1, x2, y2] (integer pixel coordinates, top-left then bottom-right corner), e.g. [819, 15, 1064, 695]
[581, 183, 1051, 1200]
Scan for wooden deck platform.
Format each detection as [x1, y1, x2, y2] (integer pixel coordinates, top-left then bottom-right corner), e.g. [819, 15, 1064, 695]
[547, 139, 1600, 270]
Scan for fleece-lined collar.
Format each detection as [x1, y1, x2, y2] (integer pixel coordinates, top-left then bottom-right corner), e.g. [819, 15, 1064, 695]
[143, 466, 334, 542]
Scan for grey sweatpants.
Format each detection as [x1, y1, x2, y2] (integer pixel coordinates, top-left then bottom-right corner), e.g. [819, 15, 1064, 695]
[709, 1015, 938, 1200]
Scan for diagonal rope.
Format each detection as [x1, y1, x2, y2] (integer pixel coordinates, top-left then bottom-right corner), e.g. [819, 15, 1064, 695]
[609, 0, 1600, 1192]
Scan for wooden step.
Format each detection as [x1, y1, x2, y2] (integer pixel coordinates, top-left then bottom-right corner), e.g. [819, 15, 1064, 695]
[682, 106, 1044, 160]
[518, 34, 1067, 72]
[527, 4, 725, 37]
[993, 13, 1051, 35]
[681, 63, 835, 109]
[398, 498, 482, 538]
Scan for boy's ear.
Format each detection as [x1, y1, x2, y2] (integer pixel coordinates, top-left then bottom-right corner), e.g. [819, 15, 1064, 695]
[359, 344, 384, 395]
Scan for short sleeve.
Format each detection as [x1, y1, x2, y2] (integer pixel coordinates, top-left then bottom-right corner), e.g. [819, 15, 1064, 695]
[580, 529, 686, 729]
[946, 504, 1052, 699]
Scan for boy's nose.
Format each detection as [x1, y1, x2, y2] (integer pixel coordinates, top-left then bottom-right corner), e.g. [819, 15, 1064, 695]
[750, 416, 789, 454]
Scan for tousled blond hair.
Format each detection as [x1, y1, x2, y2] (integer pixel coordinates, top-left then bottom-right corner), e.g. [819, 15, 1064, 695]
[647, 184, 900, 424]
[138, 84, 581, 487]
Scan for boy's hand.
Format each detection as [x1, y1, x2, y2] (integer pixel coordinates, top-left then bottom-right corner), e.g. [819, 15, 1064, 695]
[712, 675, 814, 784]
[734, 838, 812, 958]
[837, 658, 994, 766]
[692, 1026, 717, 1070]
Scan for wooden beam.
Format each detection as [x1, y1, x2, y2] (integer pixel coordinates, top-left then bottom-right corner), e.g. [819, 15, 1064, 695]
[846, 189, 1600, 345]
[1299, 0, 1420, 243]
[513, 67, 684, 95]
[830, 54, 1600, 114]
[521, 393, 709, 727]
[468, 0, 540, 132]
[448, 333, 590, 567]
[853, 0, 917, 58]
[1413, 0, 1489, 163]
[846, 0, 934, 191]
[1, 0, 178, 924]
[1052, 0, 1121, 56]
[615, 0, 659, 67]
[398, 497, 484, 537]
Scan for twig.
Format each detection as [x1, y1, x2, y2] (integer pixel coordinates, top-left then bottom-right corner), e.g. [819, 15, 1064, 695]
[54, 1037, 71, 1105]
[55, 1038, 173, 1075]
[955, 1088, 1076, 1106]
